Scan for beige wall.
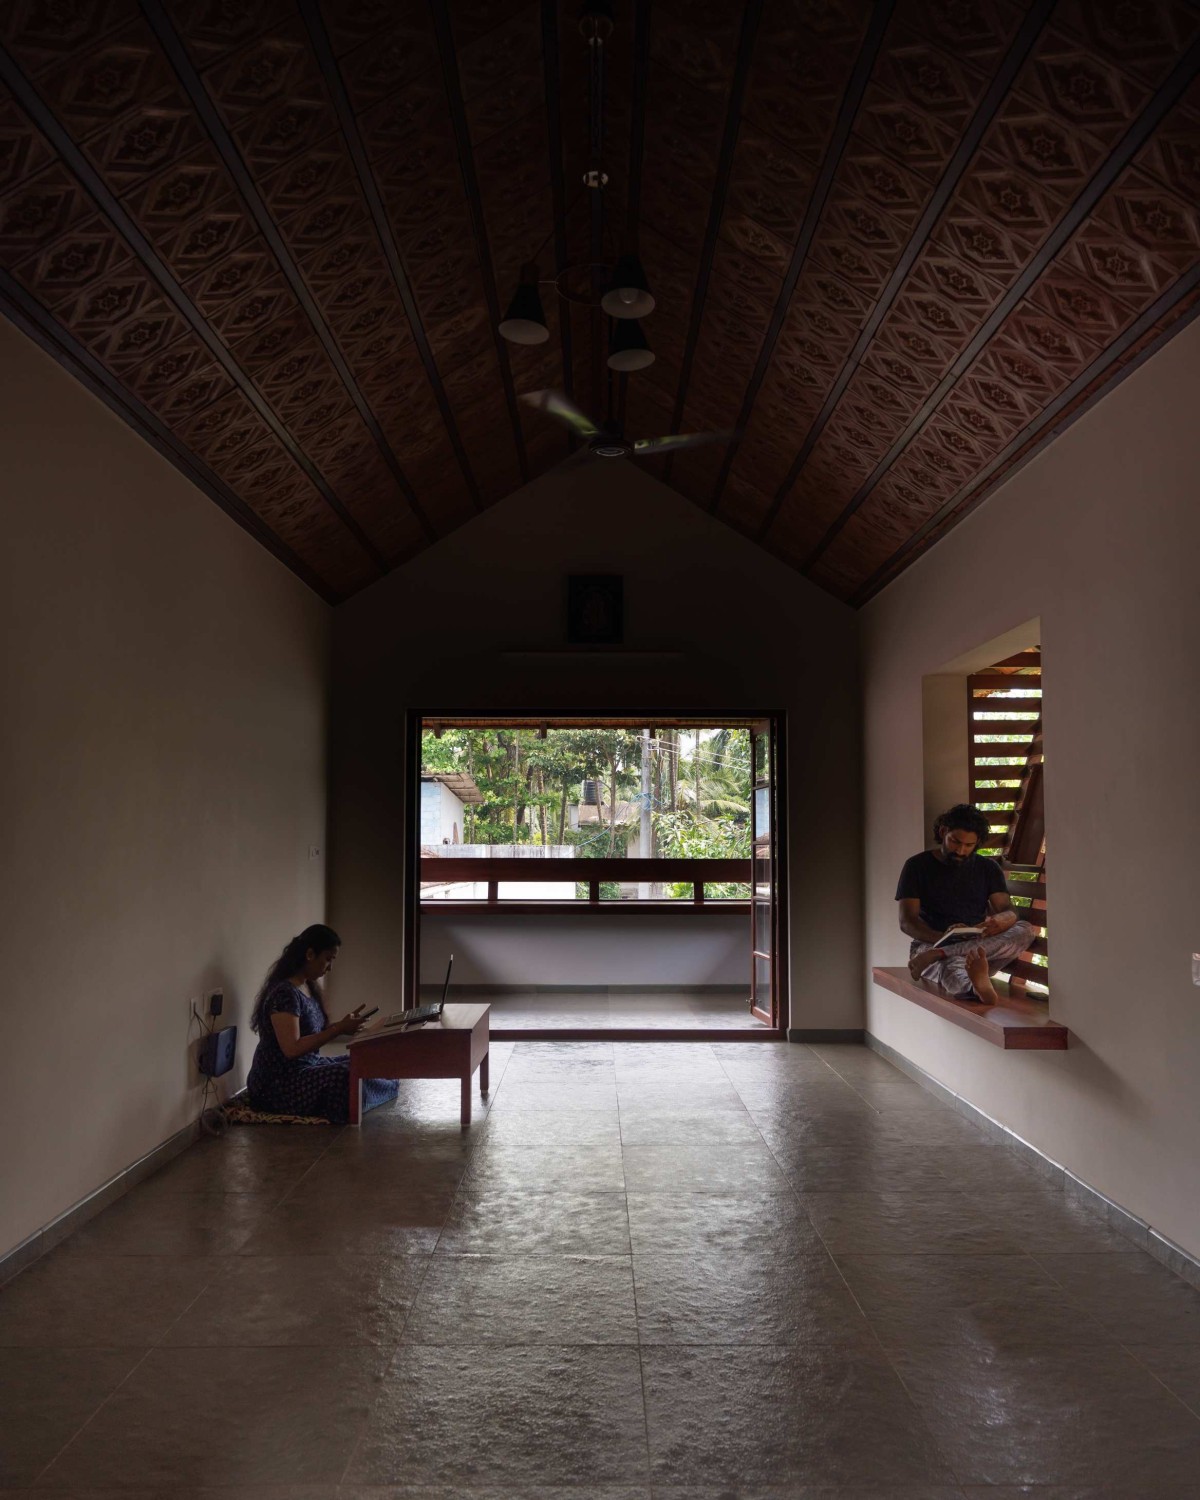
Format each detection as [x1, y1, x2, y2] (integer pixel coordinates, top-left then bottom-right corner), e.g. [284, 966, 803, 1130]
[329, 460, 861, 1030]
[0, 321, 331, 1259]
[860, 316, 1200, 1259]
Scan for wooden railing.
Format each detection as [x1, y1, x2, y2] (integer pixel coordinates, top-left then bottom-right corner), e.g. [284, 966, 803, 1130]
[420, 857, 752, 910]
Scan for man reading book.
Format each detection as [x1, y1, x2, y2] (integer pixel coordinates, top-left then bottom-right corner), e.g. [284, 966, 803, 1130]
[895, 803, 1035, 1004]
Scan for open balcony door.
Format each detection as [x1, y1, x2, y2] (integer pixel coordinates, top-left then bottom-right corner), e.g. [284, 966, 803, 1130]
[749, 720, 783, 1027]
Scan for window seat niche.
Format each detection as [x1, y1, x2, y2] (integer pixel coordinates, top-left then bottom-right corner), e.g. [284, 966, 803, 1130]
[871, 967, 1069, 1050]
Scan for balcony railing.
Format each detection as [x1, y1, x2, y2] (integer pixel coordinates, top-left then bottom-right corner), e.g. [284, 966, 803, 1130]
[420, 856, 752, 913]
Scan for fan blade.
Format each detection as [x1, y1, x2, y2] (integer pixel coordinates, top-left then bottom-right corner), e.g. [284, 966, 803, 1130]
[521, 389, 599, 439]
[632, 429, 734, 455]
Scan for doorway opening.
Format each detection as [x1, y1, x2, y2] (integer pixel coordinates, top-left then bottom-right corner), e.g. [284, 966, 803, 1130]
[404, 713, 787, 1040]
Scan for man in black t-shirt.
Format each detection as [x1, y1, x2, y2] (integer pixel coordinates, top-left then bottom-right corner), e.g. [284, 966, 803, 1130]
[895, 804, 1034, 1004]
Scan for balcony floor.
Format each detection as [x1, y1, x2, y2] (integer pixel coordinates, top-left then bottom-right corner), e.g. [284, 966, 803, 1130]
[418, 986, 769, 1031]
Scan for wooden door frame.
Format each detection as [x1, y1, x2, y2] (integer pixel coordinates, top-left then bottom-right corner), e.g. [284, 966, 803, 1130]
[403, 707, 790, 1042]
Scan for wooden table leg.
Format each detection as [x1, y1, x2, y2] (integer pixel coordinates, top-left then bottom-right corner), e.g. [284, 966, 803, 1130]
[460, 1073, 470, 1127]
[480, 1050, 489, 1097]
[349, 1061, 362, 1127]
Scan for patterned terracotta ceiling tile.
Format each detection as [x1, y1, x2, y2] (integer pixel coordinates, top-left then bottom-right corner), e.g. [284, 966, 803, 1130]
[164, 0, 291, 69]
[855, 85, 961, 183]
[836, 138, 931, 232]
[10, 212, 132, 306]
[336, 15, 441, 113]
[35, 21, 179, 143]
[1094, 167, 1200, 275]
[176, 389, 267, 461]
[908, 0, 1024, 67]
[982, 90, 1111, 195]
[209, 275, 298, 346]
[870, 27, 987, 133]
[0, 0, 132, 76]
[464, 50, 542, 152]
[995, 298, 1104, 373]
[742, 28, 846, 162]
[650, 3, 743, 96]
[940, 380, 1028, 446]
[935, 209, 1042, 289]
[719, 471, 776, 533]
[81, 97, 207, 194]
[844, 364, 927, 424]
[0, 161, 95, 256]
[1137, 101, 1200, 202]
[1055, 0, 1200, 87]
[972, 334, 1071, 400]
[276, 189, 371, 257]
[288, 393, 357, 443]
[1056, 219, 1179, 310]
[1021, 33, 1153, 147]
[725, 126, 819, 253]
[232, 96, 331, 173]
[907, 243, 1007, 316]
[316, 0, 395, 59]
[120, 330, 217, 407]
[808, 222, 896, 299]
[202, 22, 328, 129]
[858, 341, 940, 397]
[644, 61, 726, 189]
[0, 95, 55, 193]
[455, 4, 534, 104]
[140, 354, 233, 421]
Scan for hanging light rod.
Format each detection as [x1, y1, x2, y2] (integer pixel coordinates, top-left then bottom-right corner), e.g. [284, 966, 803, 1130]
[497, 0, 654, 358]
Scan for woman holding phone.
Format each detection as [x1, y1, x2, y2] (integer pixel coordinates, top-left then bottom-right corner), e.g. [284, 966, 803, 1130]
[246, 924, 397, 1122]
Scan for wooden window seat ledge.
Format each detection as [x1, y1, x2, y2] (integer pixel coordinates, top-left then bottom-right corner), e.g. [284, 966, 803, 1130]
[871, 967, 1069, 1050]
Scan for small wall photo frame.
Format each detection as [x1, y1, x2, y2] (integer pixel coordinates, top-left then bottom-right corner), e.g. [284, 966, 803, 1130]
[566, 574, 624, 646]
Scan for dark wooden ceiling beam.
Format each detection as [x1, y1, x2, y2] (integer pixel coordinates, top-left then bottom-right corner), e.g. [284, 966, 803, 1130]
[755, 0, 1056, 538]
[850, 268, 1200, 605]
[144, 0, 440, 547]
[541, 0, 574, 450]
[299, 0, 479, 523]
[430, 3, 529, 485]
[0, 39, 388, 577]
[618, 0, 652, 433]
[706, 0, 896, 514]
[663, 0, 762, 483]
[0, 272, 340, 603]
[798, 30, 1200, 573]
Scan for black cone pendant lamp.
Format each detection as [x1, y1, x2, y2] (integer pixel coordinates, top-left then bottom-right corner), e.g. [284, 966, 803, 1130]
[601, 253, 654, 318]
[607, 318, 654, 372]
[498, 263, 549, 345]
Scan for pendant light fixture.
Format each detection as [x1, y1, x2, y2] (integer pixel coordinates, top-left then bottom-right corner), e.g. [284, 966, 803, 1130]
[498, 263, 549, 345]
[600, 253, 654, 318]
[607, 318, 654, 372]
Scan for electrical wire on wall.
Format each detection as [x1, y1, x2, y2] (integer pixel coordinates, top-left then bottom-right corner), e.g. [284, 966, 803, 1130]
[190, 1000, 229, 1138]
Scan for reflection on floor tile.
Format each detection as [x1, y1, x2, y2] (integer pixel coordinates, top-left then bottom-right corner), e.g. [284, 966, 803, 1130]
[4, 1038, 1198, 1492]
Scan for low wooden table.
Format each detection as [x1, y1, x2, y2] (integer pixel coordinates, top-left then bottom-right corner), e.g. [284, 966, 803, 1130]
[346, 1002, 490, 1125]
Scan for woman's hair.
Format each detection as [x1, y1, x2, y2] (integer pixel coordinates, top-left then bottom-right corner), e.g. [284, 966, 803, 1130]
[250, 923, 341, 1033]
[932, 803, 991, 845]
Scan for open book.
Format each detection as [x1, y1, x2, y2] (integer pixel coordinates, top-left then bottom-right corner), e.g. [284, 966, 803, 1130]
[932, 924, 986, 947]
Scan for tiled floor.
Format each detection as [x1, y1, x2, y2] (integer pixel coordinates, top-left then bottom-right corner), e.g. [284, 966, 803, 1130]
[432, 987, 769, 1031]
[3, 1040, 1200, 1498]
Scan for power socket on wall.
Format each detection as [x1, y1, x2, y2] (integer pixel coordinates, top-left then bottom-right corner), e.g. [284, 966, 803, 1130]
[309, 846, 320, 860]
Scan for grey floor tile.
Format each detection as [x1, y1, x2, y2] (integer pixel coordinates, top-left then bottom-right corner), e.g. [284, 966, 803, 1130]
[838, 1252, 1115, 1350]
[53, 1186, 267, 1257]
[633, 1247, 875, 1347]
[622, 1140, 790, 1194]
[346, 1345, 649, 1486]
[238, 1191, 449, 1257]
[463, 1139, 626, 1192]
[37, 1346, 386, 1488]
[1032, 1251, 1200, 1343]
[401, 1253, 637, 1345]
[160, 1254, 430, 1346]
[437, 1185, 631, 1256]
[626, 1191, 819, 1258]
[616, 1107, 764, 1145]
[478, 1109, 624, 1144]
[962, 1183, 1144, 1254]
[802, 1188, 1026, 1257]
[0, 1347, 143, 1486]
[642, 1344, 953, 1487]
[0, 1251, 213, 1346]
[772, 1143, 952, 1193]
[894, 1343, 1200, 1487]
[1126, 1342, 1200, 1415]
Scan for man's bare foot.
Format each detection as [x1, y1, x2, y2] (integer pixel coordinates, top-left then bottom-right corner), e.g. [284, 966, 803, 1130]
[908, 947, 942, 981]
[965, 946, 1000, 1004]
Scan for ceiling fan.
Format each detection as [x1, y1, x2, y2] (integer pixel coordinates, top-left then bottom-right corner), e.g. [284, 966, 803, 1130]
[522, 390, 733, 462]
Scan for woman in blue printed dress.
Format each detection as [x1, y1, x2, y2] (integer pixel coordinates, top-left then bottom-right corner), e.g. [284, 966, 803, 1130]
[246, 924, 398, 1123]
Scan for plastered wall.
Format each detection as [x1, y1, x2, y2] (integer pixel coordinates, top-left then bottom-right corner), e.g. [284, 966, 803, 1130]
[0, 321, 330, 1258]
[860, 316, 1200, 1259]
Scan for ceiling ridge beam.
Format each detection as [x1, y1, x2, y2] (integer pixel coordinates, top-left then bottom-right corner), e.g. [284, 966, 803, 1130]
[0, 40, 389, 577]
[618, 0, 652, 437]
[0, 273, 341, 603]
[300, 2, 495, 528]
[143, 0, 440, 548]
[663, 0, 763, 484]
[754, 0, 1057, 537]
[541, 0, 574, 448]
[850, 266, 1200, 605]
[429, 3, 529, 487]
[798, 29, 1200, 572]
[705, 0, 897, 513]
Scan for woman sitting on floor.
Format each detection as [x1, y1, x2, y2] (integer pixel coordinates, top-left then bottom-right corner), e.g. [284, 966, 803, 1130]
[246, 924, 398, 1123]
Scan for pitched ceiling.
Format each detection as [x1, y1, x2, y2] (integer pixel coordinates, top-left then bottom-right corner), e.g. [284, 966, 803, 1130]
[1, 0, 1198, 605]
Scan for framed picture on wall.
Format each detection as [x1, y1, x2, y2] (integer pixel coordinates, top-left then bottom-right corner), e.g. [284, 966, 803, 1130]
[566, 574, 623, 645]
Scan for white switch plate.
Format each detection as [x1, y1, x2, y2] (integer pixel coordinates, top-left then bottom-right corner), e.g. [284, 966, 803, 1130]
[309, 846, 321, 859]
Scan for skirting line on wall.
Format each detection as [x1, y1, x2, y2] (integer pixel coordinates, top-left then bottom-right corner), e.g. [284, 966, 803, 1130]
[865, 1031, 1200, 1292]
[0, 1116, 199, 1287]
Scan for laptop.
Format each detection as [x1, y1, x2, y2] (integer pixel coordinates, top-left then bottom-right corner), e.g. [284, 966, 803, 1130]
[380, 953, 453, 1029]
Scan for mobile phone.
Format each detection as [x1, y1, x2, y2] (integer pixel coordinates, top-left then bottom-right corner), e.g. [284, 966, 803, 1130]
[358, 1007, 379, 1020]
